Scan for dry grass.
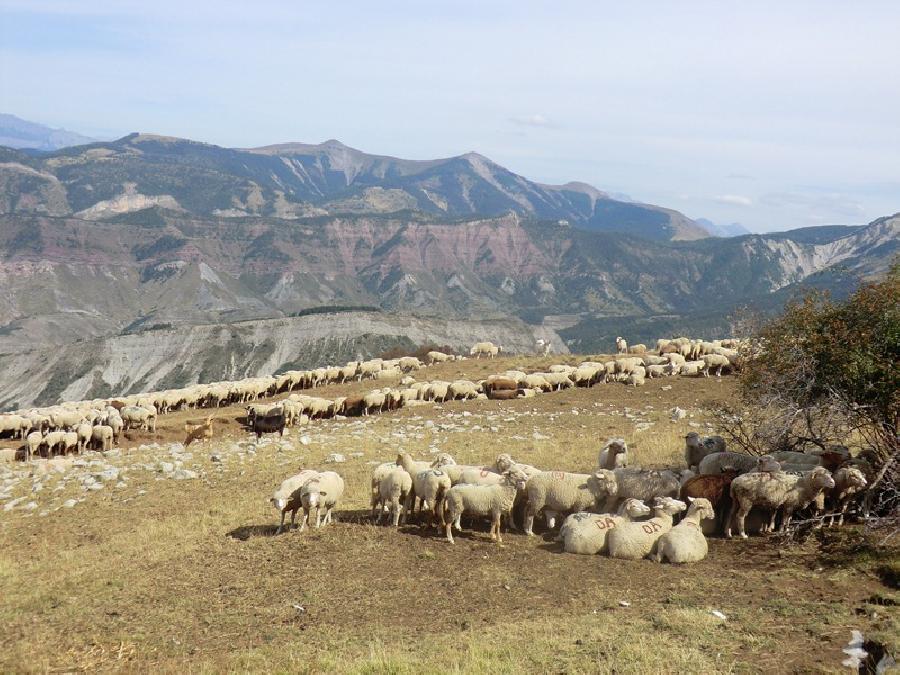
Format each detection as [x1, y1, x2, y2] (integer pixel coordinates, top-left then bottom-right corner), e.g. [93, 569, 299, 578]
[0, 356, 894, 673]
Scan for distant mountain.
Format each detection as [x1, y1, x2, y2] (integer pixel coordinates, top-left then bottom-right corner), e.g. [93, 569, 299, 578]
[0, 114, 96, 151]
[696, 218, 753, 237]
[0, 133, 710, 241]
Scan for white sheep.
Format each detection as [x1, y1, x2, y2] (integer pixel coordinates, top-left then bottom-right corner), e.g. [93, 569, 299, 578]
[699, 452, 781, 476]
[701, 353, 731, 377]
[597, 438, 628, 470]
[443, 469, 529, 544]
[558, 498, 652, 555]
[524, 470, 618, 535]
[726, 467, 835, 539]
[823, 467, 868, 527]
[409, 467, 453, 527]
[299, 471, 345, 531]
[625, 366, 646, 386]
[376, 467, 413, 527]
[606, 496, 687, 560]
[470, 341, 502, 358]
[90, 425, 113, 452]
[615, 336, 627, 354]
[271, 469, 320, 534]
[650, 497, 716, 563]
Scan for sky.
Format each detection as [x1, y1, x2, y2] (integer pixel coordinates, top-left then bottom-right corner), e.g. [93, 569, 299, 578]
[1, 1, 899, 232]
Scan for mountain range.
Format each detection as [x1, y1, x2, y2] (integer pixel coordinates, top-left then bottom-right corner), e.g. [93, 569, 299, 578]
[0, 114, 97, 151]
[0, 128, 896, 408]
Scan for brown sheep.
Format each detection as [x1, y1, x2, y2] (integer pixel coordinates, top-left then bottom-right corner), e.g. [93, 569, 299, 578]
[184, 417, 215, 446]
[680, 470, 738, 535]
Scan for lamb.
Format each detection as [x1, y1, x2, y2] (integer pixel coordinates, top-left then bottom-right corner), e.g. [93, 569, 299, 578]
[650, 497, 716, 563]
[726, 467, 835, 539]
[698, 451, 781, 476]
[606, 497, 687, 560]
[684, 432, 727, 470]
[443, 469, 529, 544]
[409, 467, 453, 527]
[603, 467, 681, 513]
[823, 467, 868, 526]
[90, 425, 114, 452]
[376, 467, 413, 526]
[680, 470, 738, 535]
[558, 498, 652, 555]
[597, 438, 628, 470]
[272, 469, 320, 533]
[298, 471, 345, 531]
[524, 470, 618, 535]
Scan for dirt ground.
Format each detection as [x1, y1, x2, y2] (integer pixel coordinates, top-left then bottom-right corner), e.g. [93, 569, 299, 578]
[0, 356, 896, 673]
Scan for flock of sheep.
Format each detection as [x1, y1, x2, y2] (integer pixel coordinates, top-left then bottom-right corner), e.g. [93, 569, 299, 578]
[1, 334, 875, 566]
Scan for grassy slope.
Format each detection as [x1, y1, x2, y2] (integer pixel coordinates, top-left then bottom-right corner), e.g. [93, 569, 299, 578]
[0, 356, 895, 673]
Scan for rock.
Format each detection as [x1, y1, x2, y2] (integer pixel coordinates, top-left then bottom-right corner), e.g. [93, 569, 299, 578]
[172, 469, 198, 480]
[62, 499, 77, 509]
[23, 501, 38, 511]
[532, 432, 549, 440]
[670, 407, 687, 421]
[3, 496, 25, 511]
[210, 454, 223, 463]
[159, 462, 175, 474]
[424, 420, 435, 429]
[325, 453, 346, 464]
[299, 435, 311, 446]
[0, 448, 16, 463]
[95, 468, 119, 482]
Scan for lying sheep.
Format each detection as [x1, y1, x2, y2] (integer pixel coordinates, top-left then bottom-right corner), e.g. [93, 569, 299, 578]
[443, 469, 529, 544]
[625, 366, 646, 386]
[726, 467, 835, 539]
[299, 471, 345, 532]
[558, 498, 652, 555]
[650, 497, 716, 563]
[606, 496, 687, 560]
[603, 468, 681, 513]
[376, 467, 413, 527]
[272, 469, 319, 534]
[524, 470, 618, 535]
[698, 452, 780, 476]
[598, 438, 628, 470]
[684, 432, 726, 470]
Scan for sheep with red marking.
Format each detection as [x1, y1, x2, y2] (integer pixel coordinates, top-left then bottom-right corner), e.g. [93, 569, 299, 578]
[559, 498, 652, 555]
[523, 470, 618, 535]
[651, 497, 716, 563]
[606, 496, 687, 560]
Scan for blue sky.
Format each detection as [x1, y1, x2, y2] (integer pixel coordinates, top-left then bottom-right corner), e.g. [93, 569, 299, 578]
[1, 1, 898, 232]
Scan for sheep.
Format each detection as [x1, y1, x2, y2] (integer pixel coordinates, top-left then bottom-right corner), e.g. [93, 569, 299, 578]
[252, 407, 286, 438]
[24, 430, 44, 460]
[90, 425, 114, 452]
[627, 344, 647, 355]
[62, 432, 78, 455]
[120, 405, 156, 432]
[470, 341, 502, 358]
[75, 423, 93, 454]
[823, 467, 868, 526]
[680, 470, 738, 535]
[409, 468, 452, 527]
[615, 336, 627, 354]
[298, 471, 345, 531]
[448, 380, 481, 400]
[684, 432, 727, 470]
[650, 497, 716, 563]
[540, 372, 574, 391]
[443, 469, 529, 544]
[614, 357, 643, 376]
[603, 468, 681, 513]
[625, 366, 646, 386]
[726, 467, 835, 539]
[701, 353, 731, 376]
[698, 451, 781, 476]
[426, 350, 452, 364]
[598, 438, 628, 470]
[558, 498, 652, 555]
[371, 461, 402, 517]
[272, 469, 319, 534]
[493, 453, 542, 478]
[398, 356, 423, 372]
[523, 470, 618, 535]
[376, 467, 414, 526]
[395, 451, 434, 478]
[645, 364, 666, 379]
[606, 496, 687, 560]
[572, 364, 602, 387]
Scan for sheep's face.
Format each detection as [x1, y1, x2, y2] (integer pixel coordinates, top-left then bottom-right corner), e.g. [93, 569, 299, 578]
[623, 499, 652, 518]
[686, 497, 715, 520]
[272, 497, 286, 512]
[495, 453, 514, 472]
[655, 497, 687, 515]
[847, 469, 868, 488]
[591, 470, 618, 496]
[757, 455, 782, 473]
[811, 468, 835, 490]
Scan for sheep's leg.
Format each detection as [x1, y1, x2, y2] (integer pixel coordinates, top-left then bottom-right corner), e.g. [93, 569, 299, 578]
[314, 507, 322, 528]
[323, 507, 333, 525]
[725, 499, 739, 538]
[838, 503, 848, 527]
[524, 506, 536, 536]
[779, 508, 792, 533]
[445, 521, 454, 543]
[299, 509, 309, 533]
[766, 509, 778, 534]
[544, 510, 558, 530]
[276, 511, 286, 535]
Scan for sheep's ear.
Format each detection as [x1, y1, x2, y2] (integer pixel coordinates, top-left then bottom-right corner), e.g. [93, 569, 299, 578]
[686, 496, 694, 503]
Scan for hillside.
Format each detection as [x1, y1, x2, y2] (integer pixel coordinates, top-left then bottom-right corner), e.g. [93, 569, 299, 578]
[0, 114, 96, 151]
[0, 133, 709, 241]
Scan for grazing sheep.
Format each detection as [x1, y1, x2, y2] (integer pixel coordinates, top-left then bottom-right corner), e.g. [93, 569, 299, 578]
[426, 350, 452, 364]
[701, 353, 731, 376]
[824, 467, 868, 526]
[606, 497, 687, 560]
[409, 468, 452, 527]
[272, 470, 320, 534]
[376, 467, 414, 527]
[443, 469, 529, 544]
[604, 468, 681, 513]
[120, 405, 156, 432]
[650, 497, 716, 563]
[90, 425, 114, 452]
[726, 467, 835, 539]
[680, 470, 739, 535]
[25, 431, 44, 460]
[598, 438, 629, 470]
[524, 470, 618, 535]
[684, 432, 727, 470]
[470, 341, 502, 358]
[299, 471, 345, 531]
[646, 364, 666, 378]
[559, 498, 652, 555]
[698, 452, 781, 476]
[627, 344, 647, 355]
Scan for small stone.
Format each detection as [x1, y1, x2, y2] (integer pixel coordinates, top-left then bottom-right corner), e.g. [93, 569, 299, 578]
[210, 454, 223, 463]
[62, 499, 77, 509]
[670, 407, 687, 421]
[299, 435, 311, 446]
[325, 453, 346, 464]
[532, 432, 549, 440]
[172, 469, 199, 480]
[159, 462, 175, 474]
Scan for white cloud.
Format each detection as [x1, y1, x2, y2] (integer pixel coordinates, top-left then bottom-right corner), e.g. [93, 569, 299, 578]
[509, 114, 557, 129]
[712, 194, 753, 206]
